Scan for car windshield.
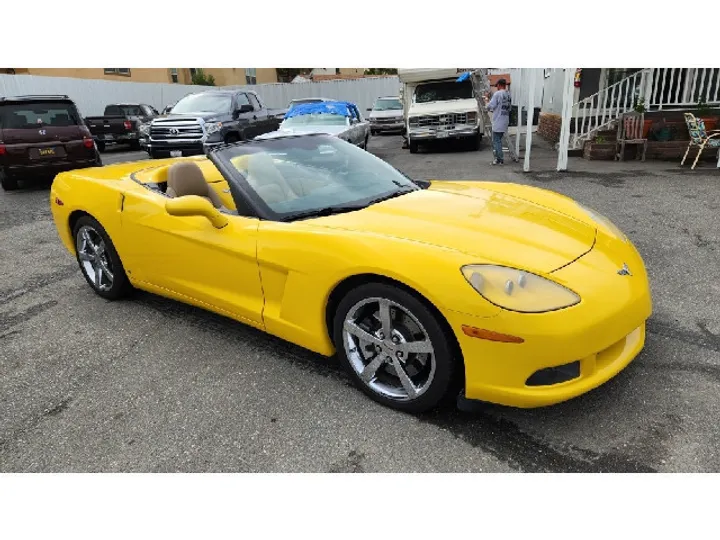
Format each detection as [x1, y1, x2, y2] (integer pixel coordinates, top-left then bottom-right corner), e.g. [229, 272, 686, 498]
[288, 99, 324, 110]
[415, 80, 473, 103]
[373, 98, 402, 111]
[0, 101, 81, 128]
[213, 135, 419, 221]
[281, 113, 349, 127]
[171, 93, 232, 114]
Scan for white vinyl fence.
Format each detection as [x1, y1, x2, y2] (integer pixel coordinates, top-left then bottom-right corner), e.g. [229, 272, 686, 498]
[0, 74, 401, 118]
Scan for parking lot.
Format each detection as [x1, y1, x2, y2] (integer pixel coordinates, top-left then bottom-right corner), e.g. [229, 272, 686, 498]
[1, 135, 719, 473]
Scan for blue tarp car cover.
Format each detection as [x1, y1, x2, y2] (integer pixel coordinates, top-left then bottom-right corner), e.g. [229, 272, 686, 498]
[456, 71, 471, 83]
[284, 101, 353, 119]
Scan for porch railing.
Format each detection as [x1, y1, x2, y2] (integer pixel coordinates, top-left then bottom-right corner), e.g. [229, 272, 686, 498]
[570, 68, 720, 148]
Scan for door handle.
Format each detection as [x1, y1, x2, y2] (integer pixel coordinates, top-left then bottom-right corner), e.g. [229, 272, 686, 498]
[253, 115, 257, 120]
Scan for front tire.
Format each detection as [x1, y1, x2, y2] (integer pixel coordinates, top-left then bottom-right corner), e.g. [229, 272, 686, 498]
[409, 140, 419, 153]
[333, 282, 458, 414]
[0, 168, 19, 191]
[73, 216, 133, 300]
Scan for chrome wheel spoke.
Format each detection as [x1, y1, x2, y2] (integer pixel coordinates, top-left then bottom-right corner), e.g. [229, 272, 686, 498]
[100, 261, 114, 282]
[360, 354, 387, 383]
[81, 229, 93, 248]
[78, 251, 95, 262]
[392, 357, 419, 399]
[398, 340, 434, 355]
[344, 320, 382, 346]
[377, 299, 393, 338]
[93, 261, 102, 288]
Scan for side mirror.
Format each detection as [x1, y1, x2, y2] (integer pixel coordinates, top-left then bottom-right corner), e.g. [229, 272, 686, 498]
[366, 108, 372, 112]
[165, 195, 228, 229]
[238, 104, 254, 113]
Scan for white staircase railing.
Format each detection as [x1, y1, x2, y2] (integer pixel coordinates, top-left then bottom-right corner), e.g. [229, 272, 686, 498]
[570, 68, 720, 149]
[571, 69, 648, 149]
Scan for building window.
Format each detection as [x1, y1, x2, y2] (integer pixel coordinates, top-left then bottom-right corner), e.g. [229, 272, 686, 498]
[245, 68, 257, 85]
[335, 68, 341, 75]
[190, 68, 197, 77]
[170, 68, 178, 83]
[104, 68, 131, 76]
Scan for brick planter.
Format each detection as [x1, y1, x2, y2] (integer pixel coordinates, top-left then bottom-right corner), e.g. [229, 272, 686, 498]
[646, 141, 719, 162]
[583, 141, 617, 160]
[538, 113, 562, 145]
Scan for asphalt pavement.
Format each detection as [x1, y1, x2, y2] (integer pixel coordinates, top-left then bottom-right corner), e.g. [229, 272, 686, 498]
[1, 137, 718, 472]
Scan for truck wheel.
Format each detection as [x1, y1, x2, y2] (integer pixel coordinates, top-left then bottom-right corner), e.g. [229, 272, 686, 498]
[129, 140, 141, 151]
[0, 168, 19, 191]
[471, 132, 482, 151]
[96, 141, 106, 153]
[409, 140, 419, 154]
[225, 133, 240, 145]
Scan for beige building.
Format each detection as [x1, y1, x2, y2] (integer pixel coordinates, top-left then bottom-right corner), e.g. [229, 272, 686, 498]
[1, 68, 279, 86]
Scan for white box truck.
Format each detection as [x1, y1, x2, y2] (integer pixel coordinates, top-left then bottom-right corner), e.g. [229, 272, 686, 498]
[398, 68, 484, 153]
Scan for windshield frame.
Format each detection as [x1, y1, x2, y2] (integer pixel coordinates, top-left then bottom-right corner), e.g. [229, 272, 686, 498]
[413, 79, 474, 104]
[170, 92, 234, 114]
[208, 134, 421, 223]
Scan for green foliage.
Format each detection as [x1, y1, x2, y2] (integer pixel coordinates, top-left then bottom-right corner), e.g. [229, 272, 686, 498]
[365, 68, 398, 75]
[191, 68, 216, 86]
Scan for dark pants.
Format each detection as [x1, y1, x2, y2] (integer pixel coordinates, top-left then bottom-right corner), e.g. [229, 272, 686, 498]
[492, 131, 505, 163]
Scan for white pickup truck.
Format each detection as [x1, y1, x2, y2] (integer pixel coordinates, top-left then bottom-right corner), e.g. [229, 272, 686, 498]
[398, 68, 484, 153]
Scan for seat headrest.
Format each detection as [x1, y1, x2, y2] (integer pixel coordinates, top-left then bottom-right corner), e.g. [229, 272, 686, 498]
[167, 161, 208, 197]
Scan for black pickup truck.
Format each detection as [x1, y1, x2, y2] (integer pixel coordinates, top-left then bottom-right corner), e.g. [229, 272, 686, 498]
[85, 103, 159, 152]
[145, 89, 283, 158]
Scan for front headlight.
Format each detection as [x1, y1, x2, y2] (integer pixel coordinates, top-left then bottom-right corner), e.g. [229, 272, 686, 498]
[578, 203, 627, 242]
[139, 123, 150, 136]
[461, 264, 580, 313]
[205, 121, 223, 135]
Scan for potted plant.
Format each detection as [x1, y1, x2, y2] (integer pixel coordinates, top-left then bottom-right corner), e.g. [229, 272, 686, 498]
[631, 97, 653, 138]
[695, 99, 717, 132]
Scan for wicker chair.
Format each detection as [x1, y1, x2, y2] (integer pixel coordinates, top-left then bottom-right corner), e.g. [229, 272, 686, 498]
[681, 113, 720, 170]
[614, 111, 648, 161]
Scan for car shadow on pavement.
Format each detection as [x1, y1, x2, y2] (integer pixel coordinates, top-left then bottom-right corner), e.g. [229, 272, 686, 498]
[130, 288, 661, 474]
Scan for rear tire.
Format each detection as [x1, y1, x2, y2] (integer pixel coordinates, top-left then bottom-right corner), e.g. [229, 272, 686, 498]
[0, 168, 19, 191]
[333, 282, 459, 414]
[73, 215, 133, 300]
[96, 141, 106, 153]
[129, 140, 141, 151]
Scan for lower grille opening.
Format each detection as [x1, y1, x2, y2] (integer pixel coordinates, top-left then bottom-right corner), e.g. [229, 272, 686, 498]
[525, 361, 580, 387]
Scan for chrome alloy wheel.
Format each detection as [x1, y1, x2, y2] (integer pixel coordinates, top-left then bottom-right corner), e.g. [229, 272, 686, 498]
[342, 297, 436, 401]
[76, 225, 114, 292]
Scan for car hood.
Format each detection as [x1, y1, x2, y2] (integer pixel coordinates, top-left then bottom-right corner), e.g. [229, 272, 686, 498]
[370, 110, 404, 119]
[408, 98, 478, 116]
[256, 124, 348, 139]
[308, 181, 597, 274]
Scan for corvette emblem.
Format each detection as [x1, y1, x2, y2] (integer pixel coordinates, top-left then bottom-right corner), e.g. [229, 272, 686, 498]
[617, 263, 632, 276]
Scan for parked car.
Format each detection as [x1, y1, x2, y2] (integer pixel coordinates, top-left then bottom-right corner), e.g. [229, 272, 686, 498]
[85, 103, 159, 152]
[287, 97, 333, 111]
[49, 134, 652, 413]
[255, 101, 371, 149]
[398, 68, 484, 153]
[367, 96, 404, 135]
[0, 94, 102, 191]
[145, 89, 283, 158]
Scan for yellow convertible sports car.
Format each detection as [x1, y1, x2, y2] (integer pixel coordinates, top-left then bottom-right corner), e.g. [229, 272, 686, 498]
[50, 134, 652, 413]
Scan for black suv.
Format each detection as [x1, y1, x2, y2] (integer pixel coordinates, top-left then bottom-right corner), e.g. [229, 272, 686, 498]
[0, 95, 102, 191]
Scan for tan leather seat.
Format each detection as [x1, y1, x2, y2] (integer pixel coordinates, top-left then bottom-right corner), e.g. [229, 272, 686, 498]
[166, 161, 225, 209]
[246, 153, 299, 204]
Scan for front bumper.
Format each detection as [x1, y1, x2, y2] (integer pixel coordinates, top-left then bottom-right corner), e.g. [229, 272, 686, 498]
[408, 126, 479, 142]
[446, 237, 652, 408]
[371, 121, 404, 132]
[147, 139, 207, 157]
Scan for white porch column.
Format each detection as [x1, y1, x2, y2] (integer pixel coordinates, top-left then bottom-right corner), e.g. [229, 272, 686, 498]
[515, 69, 523, 157]
[524, 69, 538, 172]
[556, 68, 576, 171]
